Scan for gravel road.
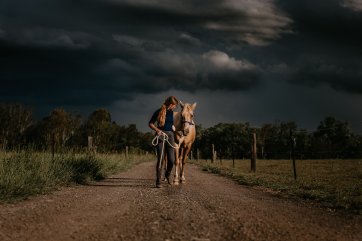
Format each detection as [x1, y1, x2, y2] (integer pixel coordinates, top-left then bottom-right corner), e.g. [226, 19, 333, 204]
[0, 161, 361, 241]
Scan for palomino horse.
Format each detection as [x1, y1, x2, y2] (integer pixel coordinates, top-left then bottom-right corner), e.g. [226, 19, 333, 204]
[172, 101, 197, 185]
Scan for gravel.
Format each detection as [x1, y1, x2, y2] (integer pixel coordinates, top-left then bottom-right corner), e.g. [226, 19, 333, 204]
[0, 161, 361, 241]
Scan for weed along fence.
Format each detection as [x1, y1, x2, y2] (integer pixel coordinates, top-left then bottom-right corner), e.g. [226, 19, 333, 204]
[193, 130, 293, 175]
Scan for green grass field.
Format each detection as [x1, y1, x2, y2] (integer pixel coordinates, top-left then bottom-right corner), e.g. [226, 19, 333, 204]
[191, 158, 362, 213]
[0, 151, 153, 203]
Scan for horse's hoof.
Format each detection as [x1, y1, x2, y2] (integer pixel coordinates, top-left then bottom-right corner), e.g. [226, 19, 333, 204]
[173, 180, 180, 185]
[180, 179, 186, 184]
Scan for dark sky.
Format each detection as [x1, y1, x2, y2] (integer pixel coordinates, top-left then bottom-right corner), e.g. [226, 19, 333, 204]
[1, 0, 362, 132]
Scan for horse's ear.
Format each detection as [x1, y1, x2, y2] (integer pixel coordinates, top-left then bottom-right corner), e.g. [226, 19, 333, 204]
[179, 100, 184, 107]
[191, 102, 197, 110]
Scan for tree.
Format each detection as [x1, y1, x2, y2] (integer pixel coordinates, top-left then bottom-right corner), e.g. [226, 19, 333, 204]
[0, 103, 33, 150]
[192, 124, 204, 157]
[312, 117, 353, 158]
[138, 131, 154, 153]
[47, 109, 72, 149]
[29, 109, 81, 152]
[198, 123, 251, 160]
[259, 124, 273, 159]
[295, 130, 312, 159]
[84, 109, 117, 151]
[123, 124, 141, 149]
[262, 122, 297, 159]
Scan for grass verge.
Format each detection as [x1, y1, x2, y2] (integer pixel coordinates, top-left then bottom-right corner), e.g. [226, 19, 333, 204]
[0, 151, 152, 203]
[191, 159, 362, 214]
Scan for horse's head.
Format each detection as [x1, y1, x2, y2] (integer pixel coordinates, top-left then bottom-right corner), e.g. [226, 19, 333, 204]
[179, 101, 197, 136]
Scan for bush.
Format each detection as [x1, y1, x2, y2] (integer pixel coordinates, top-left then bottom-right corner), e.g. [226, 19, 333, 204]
[66, 155, 104, 184]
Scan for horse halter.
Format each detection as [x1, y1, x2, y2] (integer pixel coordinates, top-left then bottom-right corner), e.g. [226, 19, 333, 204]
[181, 113, 195, 126]
[182, 119, 195, 126]
[180, 112, 195, 137]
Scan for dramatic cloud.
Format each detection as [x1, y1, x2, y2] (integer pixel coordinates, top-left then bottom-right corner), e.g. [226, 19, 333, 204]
[2, 27, 93, 49]
[107, 0, 293, 45]
[202, 50, 256, 71]
[341, 0, 362, 12]
[288, 54, 362, 94]
[178, 33, 201, 47]
[99, 49, 260, 93]
[0, 0, 288, 106]
[0, 0, 292, 47]
[112, 35, 146, 47]
[274, 0, 362, 93]
[1, 0, 362, 131]
[203, 0, 293, 46]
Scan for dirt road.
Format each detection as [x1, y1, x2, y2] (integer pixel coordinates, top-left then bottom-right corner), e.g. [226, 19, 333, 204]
[0, 161, 361, 241]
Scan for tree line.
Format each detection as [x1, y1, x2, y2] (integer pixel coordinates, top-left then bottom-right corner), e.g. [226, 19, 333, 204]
[0, 103, 154, 153]
[193, 117, 362, 160]
[1, 103, 361, 159]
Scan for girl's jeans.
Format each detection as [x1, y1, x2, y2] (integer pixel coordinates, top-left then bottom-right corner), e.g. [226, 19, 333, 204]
[156, 131, 175, 184]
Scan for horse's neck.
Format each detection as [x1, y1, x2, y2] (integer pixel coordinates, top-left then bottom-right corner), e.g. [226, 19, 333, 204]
[173, 112, 182, 131]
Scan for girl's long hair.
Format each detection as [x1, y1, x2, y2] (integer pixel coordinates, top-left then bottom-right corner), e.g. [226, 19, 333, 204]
[157, 96, 178, 127]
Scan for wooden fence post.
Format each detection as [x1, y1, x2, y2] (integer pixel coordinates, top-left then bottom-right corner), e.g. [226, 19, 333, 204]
[290, 129, 297, 180]
[125, 146, 129, 159]
[197, 148, 200, 161]
[251, 132, 257, 172]
[211, 144, 215, 163]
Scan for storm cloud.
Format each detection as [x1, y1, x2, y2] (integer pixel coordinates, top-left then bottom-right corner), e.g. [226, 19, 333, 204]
[1, 0, 362, 131]
[0, 0, 293, 104]
[341, 0, 362, 12]
[275, 0, 362, 93]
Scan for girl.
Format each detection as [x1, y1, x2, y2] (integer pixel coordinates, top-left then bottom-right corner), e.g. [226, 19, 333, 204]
[149, 96, 178, 188]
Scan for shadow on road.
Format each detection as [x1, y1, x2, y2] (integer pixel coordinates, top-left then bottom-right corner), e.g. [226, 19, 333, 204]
[86, 177, 156, 188]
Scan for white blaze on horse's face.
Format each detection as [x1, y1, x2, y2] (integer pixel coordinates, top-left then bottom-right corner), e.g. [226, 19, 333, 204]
[180, 102, 196, 136]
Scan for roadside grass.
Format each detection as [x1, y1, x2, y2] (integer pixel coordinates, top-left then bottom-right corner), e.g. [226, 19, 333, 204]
[191, 159, 362, 214]
[0, 151, 153, 203]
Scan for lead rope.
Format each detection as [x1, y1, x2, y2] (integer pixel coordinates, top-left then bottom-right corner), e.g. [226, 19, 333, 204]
[151, 132, 177, 169]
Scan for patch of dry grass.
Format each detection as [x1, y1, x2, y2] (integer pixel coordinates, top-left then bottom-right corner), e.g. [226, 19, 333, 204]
[192, 159, 362, 213]
[0, 151, 153, 202]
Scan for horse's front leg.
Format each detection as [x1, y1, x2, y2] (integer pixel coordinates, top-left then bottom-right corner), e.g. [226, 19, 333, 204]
[180, 146, 191, 183]
[173, 146, 180, 185]
[179, 146, 183, 175]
